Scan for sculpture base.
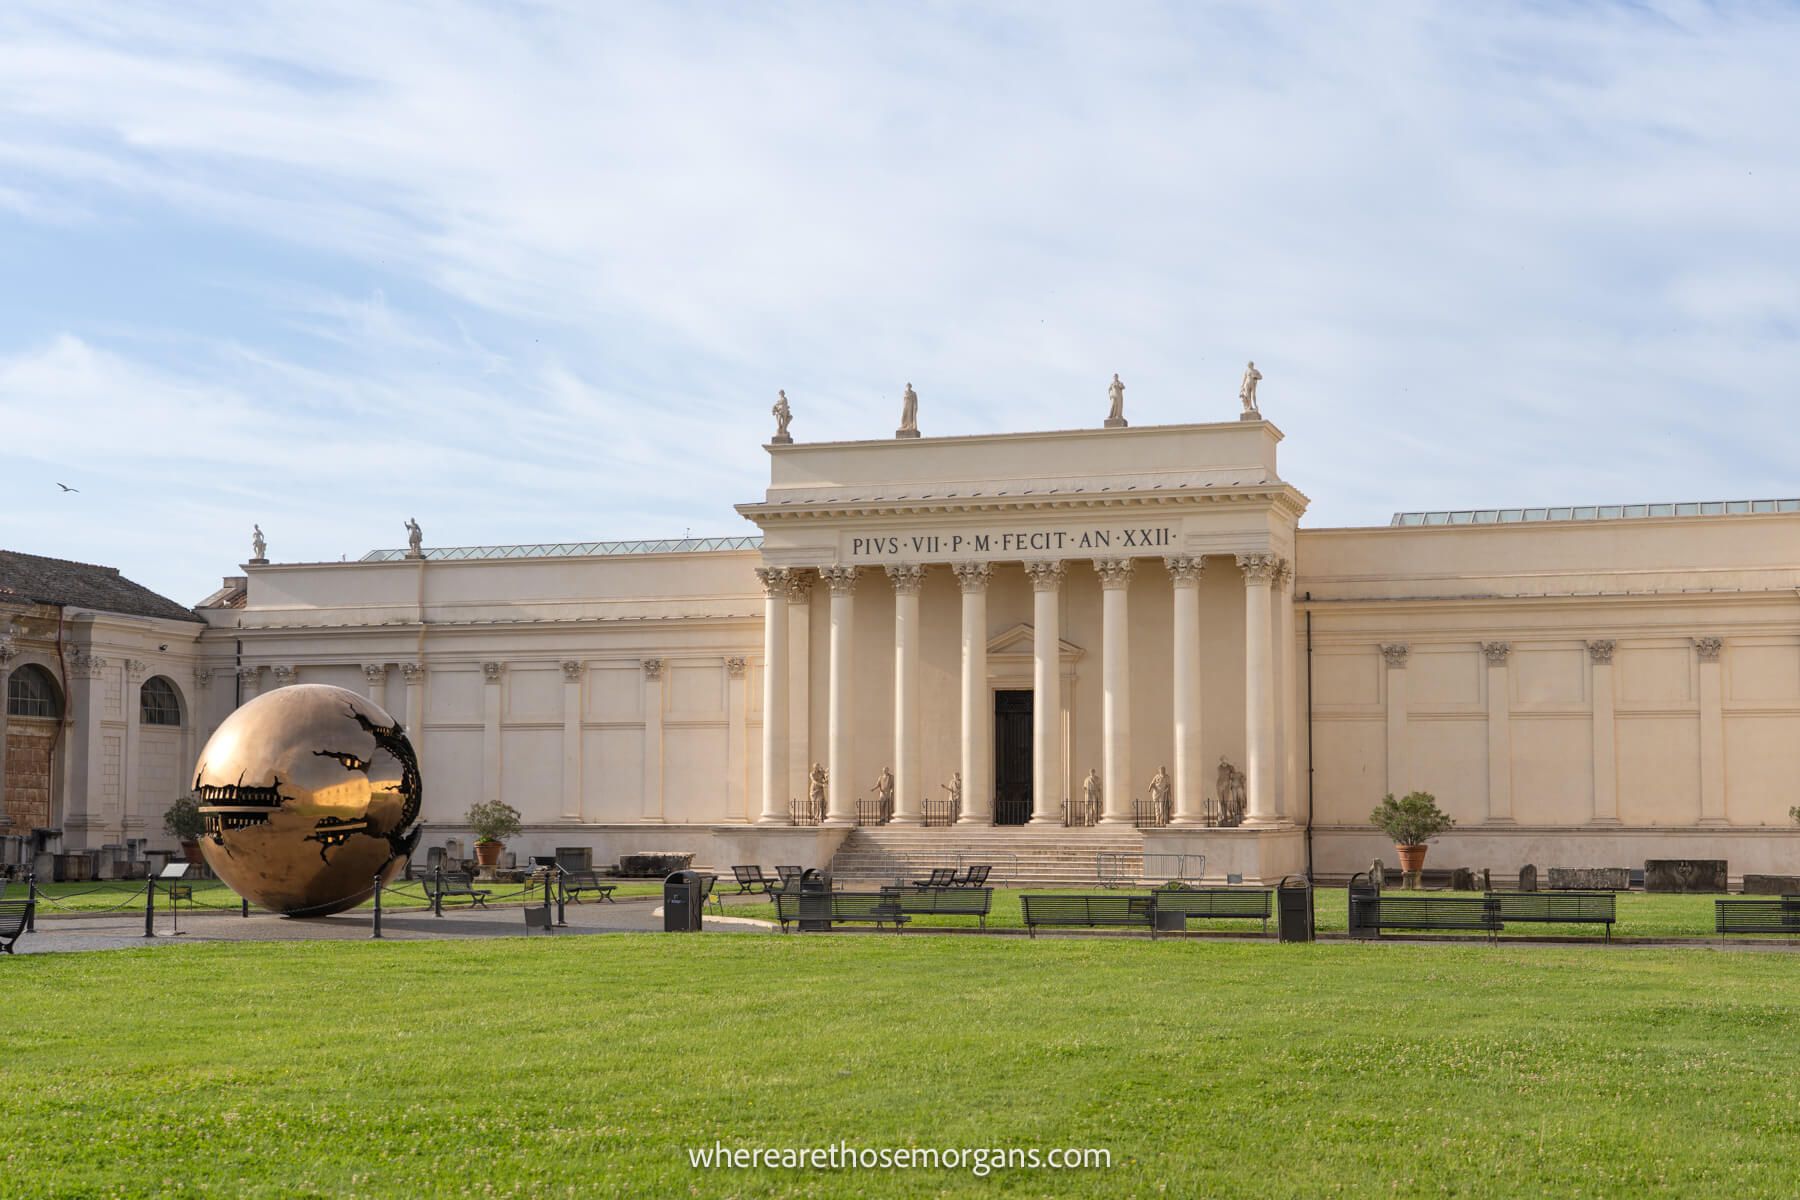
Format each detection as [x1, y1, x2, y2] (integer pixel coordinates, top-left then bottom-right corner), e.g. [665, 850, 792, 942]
[895, 429, 920, 439]
[769, 435, 793, 445]
[248, 558, 268, 565]
[1102, 418, 1128, 429]
[1238, 411, 1261, 422]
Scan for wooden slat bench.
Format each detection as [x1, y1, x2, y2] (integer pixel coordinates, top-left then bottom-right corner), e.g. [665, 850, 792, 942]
[1489, 891, 1615, 939]
[775, 891, 909, 932]
[729, 865, 779, 896]
[1716, 896, 1800, 935]
[562, 869, 616, 903]
[424, 873, 491, 909]
[1150, 888, 1274, 934]
[880, 886, 994, 929]
[1020, 894, 1154, 937]
[1357, 895, 1500, 940]
[0, 899, 33, 954]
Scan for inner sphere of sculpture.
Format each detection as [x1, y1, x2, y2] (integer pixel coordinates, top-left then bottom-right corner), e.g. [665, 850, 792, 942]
[191, 684, 422, 917]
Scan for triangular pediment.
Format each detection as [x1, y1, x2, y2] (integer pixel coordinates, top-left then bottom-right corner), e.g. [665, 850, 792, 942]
[987, 623, 1083, 660]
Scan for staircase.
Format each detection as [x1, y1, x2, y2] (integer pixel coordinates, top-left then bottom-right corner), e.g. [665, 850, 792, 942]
[829, 826, 1156, 888]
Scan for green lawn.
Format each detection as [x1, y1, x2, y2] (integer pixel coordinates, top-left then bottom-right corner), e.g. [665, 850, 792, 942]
[715, 887, 1744, 939]
[4, 935, 1797, 1198]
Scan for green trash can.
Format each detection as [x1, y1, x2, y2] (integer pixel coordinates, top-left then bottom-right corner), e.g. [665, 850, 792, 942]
[1277, 875, 1314, 942]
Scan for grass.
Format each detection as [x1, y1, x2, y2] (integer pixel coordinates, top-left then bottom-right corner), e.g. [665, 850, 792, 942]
[3, 935, 1798, 1198]
[714, 887, 1749, 939]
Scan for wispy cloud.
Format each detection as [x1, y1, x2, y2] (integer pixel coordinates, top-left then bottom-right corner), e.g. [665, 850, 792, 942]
[0, 1, 1797, 600]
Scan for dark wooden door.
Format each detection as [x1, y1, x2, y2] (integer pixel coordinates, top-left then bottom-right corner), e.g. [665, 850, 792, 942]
[994, 689, 1033, 825]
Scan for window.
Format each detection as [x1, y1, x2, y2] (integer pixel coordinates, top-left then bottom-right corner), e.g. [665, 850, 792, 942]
[139, 676, 182, 726]
[6, 664, 60, 718]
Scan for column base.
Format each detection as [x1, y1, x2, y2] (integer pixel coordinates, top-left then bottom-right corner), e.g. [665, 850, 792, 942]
[755, 815, 789, 827]
[821, 817, 854, 828]
[956, 814, 990, 826]
[887, 816, 922, 827]
[1167, 817, 1207, 828]
[1027, 815, 1060, 825]
[1097, 815, 1132, 826]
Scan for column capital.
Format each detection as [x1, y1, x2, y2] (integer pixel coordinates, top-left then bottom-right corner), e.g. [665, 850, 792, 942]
[886, 563, 926, 595]
[951, 561, 993, 593]
[1274, 558, 1294, 589]
[754, 566, 791, 596]
[784, 571, 814, 602]
[235, 665, 260, 685]
[269, 664, 295, 687]
[192, 667, 213, 687]
[819, 564, 861, 595]
[69, 649, 108, 680]
[1481, 641, 1512, 665]
[1236, 553, 1280, 583]
[362, 663, 387, 682]
[725, 656, 748, 678]
[1164, 555, 1205, 585]
[1092, 558, 1135, 589]
[561, 660, 585, 681]
[1586, 639, 1616, 665]
[642, 657, 665, 681]
[1023, 560, 1066, 591]
[1380, 643, 1409, 669]
[481, 661, 504, 682]
[1693, 636, 1723, 663]
[400, 662, 426, 684]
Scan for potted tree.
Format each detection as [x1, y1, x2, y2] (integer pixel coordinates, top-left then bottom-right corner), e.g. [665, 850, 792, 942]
[164, 796, 207, 866]
[1369, 791, 1455, 880]
[467, 800, 523, 868]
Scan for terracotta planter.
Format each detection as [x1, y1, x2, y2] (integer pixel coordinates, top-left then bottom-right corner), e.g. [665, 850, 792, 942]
[1394, 844, 1428, 874]
[474, 840, 503, 867]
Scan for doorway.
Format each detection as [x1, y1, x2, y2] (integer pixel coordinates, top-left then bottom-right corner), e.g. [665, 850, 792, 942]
[993, 689, 1033, 825]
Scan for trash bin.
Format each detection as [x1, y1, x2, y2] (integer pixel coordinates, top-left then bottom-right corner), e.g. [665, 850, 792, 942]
[798, 867, 832, 932]
[664, 869, 705, 932]
[1347, 870, 1380, 940]
[1277, 875, 1314, 942]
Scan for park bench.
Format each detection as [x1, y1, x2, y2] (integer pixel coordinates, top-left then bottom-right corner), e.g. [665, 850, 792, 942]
[879, 886, 994, 929]
[730, 865, 780, 896]
[424, 872, 492, 909]
[954, 864, 991, 888]
[1488, 891, 1615, 940]
[775, 890, 909, 932]
[1020, 894, 1154, 937]
[910, 867, 958, 891]
[0, 899, 33, 954]
[775, 865, 802, 889]
[561, 869, 616, 904]
[1149, 887, 1274, 934]
[1352, 893, 1500, 941]
[1715, 896, 1800, 935]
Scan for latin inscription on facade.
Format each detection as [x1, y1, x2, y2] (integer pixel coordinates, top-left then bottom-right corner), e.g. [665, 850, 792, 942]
[847, 525, 1175, 563]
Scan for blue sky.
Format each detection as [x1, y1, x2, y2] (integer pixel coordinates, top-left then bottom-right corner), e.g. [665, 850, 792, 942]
[2, 1, 1798, 604]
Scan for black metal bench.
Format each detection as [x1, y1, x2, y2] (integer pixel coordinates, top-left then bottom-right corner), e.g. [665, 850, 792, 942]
[730, 865, 779, 896]
[954, 864, 991, 888]
[1716, 896, 1800, 935]
[1020, 894, 1154, 937]
[561, 869, 616, 903]
[910, 867, 958, 891]
[1150, 888, 1274, 933]
[1353, 894, 1500, 940]
[1489, 891, 1615, 939]
[425, 873, 491, 909]
[880, 886, 993, 929]
[0, 899, 32, 954]
[775, 891, 909, 932]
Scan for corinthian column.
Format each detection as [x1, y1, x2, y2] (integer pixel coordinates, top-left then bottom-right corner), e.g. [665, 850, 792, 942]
[820, 564, 860, 825]
[755, 566, 790, 824]
[888, 564, 926, 824]
[1094, 558, 1135, 824]
[953, 562, 993, 824]
[1165, 556, 1206, 824]
[1238, 553, 1280, 826]
[1024, 560, 1066, 824]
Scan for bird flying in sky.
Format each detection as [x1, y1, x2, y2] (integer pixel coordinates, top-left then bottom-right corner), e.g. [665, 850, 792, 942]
[55, 483, 78, 492]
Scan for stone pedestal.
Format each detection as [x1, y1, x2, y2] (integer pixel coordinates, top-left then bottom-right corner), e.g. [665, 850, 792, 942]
[1102, 417, 1128, 429]
[895, 429, 920, 439]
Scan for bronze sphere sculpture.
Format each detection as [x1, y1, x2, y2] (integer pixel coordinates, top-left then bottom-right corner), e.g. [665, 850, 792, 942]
[192, 684, 422, 917]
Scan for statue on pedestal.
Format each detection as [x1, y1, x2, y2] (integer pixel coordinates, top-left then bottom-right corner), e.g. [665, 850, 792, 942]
[942, 771, 962, 818]
[808, 762, 828, 816]
[871, 766, 895, 819]
[1105, 373, 1127, 428]
[1148, 765, 1170, 818]
[897, 382, 919, 438]
[771, 390, 793, 443]
[404, 518, 424, 559]
[1216, 756, 1247, 826]
[1082, 768, 1102, 821]
[1239, 361, 1263, 418]
[251, 524, 266, 562]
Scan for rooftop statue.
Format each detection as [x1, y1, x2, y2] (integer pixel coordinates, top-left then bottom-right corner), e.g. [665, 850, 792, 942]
[1105, 373, 1127, 427]
[251, 524, 266, 561]
[771, 390, 793, 443]
[897, 382, 919, 438]
[404, 518, 423, 559]
[1239, 361, 1262, 417]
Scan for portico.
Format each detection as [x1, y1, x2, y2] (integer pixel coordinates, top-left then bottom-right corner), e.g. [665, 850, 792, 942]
[735, 419, 1309, 875]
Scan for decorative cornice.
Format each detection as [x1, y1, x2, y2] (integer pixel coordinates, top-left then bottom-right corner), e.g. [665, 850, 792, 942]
[819, 564, 861, 595]
[1023, 560, 1066, 591]
[736, 481, 1308, 524]
[1092, 558, 1135, 589]
[951, 561, 994, 594]
[725, 656, 748, 678]
[1586, 639, 1615, 665]
[362, 663, 387, 682]
[481, 661, 504, 682]
[886, 563, 926, 595]
[1235, 553, 1280, 583]
[1693, 636, 1723, 663]
[561, 660, 584, 681]
[1163, 555, 1205, 585]
[1380, 643, 1409, 669]
[1481, 641, 1512, 665]
[400, 663, 426, 683]
[753, 566, 791, 598]
[784, 571, 814, 602]
[642, 657, 664, 681]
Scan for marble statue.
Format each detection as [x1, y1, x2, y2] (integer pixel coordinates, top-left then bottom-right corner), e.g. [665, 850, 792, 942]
[404, 518, 423, 558]
[1105, 373, 1127, 427]
[1216, 756, 1247, 826]
[897, 382, 919, 437]
[251, 524, 266, 561]
[771, 390, 793, 443]
[1239, 361, 1262, 416]
[808, 762, 828, 810]
[1148, 765, 1170, 814]
[871, 766, 894, 814]
[942, 771, 962, 813]
[1083, 767, 1102, 816]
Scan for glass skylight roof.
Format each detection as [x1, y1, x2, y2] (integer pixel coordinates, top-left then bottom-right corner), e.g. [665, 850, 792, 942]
[360, 536, 763, 562]
[1391, 499, 1800, 527]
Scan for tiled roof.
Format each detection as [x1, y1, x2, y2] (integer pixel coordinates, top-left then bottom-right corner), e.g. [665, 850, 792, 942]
[0, 550, 203, 623]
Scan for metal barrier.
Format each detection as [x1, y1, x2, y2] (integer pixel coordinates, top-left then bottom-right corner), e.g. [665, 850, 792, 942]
[1142, 854, 1204, 885]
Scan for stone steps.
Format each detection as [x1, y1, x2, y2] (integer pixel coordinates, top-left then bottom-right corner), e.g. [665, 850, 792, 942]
[829, 827, 1182, 887]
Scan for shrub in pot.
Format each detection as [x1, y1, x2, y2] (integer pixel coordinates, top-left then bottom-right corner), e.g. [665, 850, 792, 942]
[467, 800, 523, 867]
[1368, 791, 1455, 879]
[164, 796, 207, 865]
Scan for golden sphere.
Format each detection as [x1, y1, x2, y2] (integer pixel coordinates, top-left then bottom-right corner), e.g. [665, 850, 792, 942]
[192, 684, 422, 916]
